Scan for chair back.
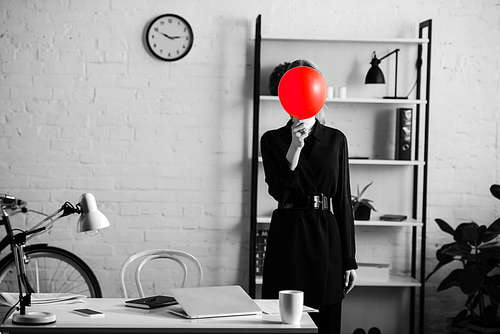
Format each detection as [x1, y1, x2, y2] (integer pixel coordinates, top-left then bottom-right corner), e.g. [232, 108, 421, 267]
[119, 249, 203, 298]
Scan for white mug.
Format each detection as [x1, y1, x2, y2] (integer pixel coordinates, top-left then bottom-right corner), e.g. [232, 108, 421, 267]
[279, 290, 304, 324]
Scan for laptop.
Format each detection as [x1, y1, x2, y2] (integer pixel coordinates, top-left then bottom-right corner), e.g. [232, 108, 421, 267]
[167, 285, 262, 319]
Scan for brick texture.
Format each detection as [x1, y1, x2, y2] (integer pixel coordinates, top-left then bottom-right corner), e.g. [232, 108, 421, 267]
[1, 1, 499, 332]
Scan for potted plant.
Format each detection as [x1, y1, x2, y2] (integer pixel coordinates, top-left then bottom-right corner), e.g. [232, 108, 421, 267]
[351, 181, 376, 220]
[268, 62, 291, 96]
[426, 184, 500, 332]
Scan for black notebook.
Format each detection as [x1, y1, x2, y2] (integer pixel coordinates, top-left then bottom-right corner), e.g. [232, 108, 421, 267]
[379, 214, 407, 222]
[125, 295, 177, 309]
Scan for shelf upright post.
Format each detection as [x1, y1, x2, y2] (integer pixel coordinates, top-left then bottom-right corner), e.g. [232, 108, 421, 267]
[416, 19, 432, 334]
[249, 14, 262, 298]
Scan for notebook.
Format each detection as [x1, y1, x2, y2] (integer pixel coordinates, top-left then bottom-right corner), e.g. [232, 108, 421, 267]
[125, 295, 177, 309]
[167, 285, 262, 319]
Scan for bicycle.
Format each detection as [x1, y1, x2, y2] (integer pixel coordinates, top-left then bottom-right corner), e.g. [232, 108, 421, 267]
[0, 194, 102, 298]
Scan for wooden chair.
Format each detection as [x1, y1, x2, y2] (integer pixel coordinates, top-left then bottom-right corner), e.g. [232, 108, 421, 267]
[119, 249, 203, 298]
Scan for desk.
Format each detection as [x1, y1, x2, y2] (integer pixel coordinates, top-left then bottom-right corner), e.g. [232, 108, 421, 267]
[0, 298, 317, 333]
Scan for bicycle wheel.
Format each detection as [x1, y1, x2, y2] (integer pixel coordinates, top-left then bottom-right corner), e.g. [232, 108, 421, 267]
[0, 245, 102, 297]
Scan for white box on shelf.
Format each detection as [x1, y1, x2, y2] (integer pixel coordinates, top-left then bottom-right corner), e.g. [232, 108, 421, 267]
[357, 263, 391, 281]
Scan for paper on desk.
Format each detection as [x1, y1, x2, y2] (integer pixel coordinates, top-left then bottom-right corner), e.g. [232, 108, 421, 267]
[0, 293, 87, 306]
[257, 299, 318, 314]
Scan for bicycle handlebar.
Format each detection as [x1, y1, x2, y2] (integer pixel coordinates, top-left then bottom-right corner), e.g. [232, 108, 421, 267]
[0, 194, 27, 211]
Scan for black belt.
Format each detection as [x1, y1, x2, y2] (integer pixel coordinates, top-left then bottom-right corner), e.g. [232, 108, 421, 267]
[278, 194, 331, 211]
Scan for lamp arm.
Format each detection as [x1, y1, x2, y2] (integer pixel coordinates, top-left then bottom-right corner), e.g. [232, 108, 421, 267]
[26, 202, 80, 243]
[379, 48, 400, 61]
[378, 49, 401, 98]
[11, 202, 80, 315]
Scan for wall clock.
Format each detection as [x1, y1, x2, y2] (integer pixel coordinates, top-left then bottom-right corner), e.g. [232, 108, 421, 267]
[145, 14, 194, 62]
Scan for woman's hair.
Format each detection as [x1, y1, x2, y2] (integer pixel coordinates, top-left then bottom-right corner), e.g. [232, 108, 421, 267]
[286, 59, 326, 124]
[286, 59, 321, 73]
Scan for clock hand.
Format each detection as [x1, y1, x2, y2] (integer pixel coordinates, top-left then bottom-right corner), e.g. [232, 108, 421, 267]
[159, 32, 181, 40]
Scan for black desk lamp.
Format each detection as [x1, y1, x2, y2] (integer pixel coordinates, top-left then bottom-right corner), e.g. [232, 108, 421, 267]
[2, 193, 110, 325]
[365, 49, 407, 99]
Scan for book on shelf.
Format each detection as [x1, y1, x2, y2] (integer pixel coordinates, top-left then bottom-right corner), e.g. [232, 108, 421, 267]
[255, 229, 268, 275]
[379, 214, 407, 222]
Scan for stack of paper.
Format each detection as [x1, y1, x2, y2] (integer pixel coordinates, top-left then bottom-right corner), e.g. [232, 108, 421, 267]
[357, 263, 391, 281]
[0, 293, 87, 306]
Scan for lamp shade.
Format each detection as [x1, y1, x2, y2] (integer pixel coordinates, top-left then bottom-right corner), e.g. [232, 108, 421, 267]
[76, 193, 110, 233]
[365, 53, 385, 84]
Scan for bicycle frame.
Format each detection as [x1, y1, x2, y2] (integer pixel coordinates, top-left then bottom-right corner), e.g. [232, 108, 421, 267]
[0, 195, 82, 317]
[0, 201, 33, 315]
[0, 211, 15, 256]
[0, 197, 45, 259]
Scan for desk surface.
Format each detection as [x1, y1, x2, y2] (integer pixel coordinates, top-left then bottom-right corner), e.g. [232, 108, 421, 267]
[0, 298, 318, 333]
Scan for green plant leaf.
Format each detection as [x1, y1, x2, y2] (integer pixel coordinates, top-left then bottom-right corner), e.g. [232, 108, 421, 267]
[442, 242, 472, 257]
[435, 218, 455, 236]
[437, 269, 462, 292]
[454, 222, 479, 243]
[426, 260, 453, 281]
[482, 304, 498, 326]
[426, 243, 457, 281]
[482, 256, 500, 274]
[460, 264, 485, 295]
[477, 226, 487, 244]
[451, 309, 468, 328]
[483, 277, 500, 305]
[454, 223, 469, 243]
[478, 242, 500, 259]
[483, 217, 500, 243]
[490, 273, 500, 285]
[469, 293, 480, 312]
[436, 243, 456, 260]
[463, 224, 480, 245]
[490, 184, 500, 200]
[352, 182, 376, 212]
[357, 181, 373, 199]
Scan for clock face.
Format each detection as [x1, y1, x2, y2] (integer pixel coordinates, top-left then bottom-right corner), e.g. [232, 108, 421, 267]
[145, 14, 194, 61]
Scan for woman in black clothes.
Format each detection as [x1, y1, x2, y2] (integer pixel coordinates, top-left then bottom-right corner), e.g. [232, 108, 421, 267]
[261, 59, 358, 334]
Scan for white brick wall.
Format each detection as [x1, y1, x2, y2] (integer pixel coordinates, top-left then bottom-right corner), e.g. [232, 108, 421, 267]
[1, 0, 499, 332]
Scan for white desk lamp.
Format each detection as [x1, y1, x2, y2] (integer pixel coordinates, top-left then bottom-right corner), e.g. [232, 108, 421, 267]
[2, 193, 109, 325]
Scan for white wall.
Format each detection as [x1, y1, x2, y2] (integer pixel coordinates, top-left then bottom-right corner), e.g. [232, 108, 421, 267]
[1, 0, 499, 332]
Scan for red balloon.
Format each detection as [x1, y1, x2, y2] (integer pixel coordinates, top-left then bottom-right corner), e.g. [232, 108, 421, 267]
[278, 66, 327, 119]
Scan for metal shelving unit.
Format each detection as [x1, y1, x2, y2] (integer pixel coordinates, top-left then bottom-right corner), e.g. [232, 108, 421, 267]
[250, 15, 432, 334]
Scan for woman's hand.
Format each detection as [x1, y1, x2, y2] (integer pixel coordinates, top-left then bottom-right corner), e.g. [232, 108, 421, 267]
[286, 121, 309, 170]
[344, 269, 357, 295]
[290, 121, 309, 148]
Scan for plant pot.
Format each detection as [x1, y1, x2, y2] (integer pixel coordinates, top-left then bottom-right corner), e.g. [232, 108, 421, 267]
[354, 204, 371, 220]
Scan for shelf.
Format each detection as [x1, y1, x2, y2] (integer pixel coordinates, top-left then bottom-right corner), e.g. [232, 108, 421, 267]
[257, 217, 271, 224]
[260, 95, 427, 105]
[257, 156, 425, 166]
[261, 35, 429, 45]
[355, 220, 423, 227]
[258, 216, 423, 227]
[327, 97, 427, 104]
[255, 275, 421, 287]
[356, 276, 421, 287]
[349, 159, 425, 166]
